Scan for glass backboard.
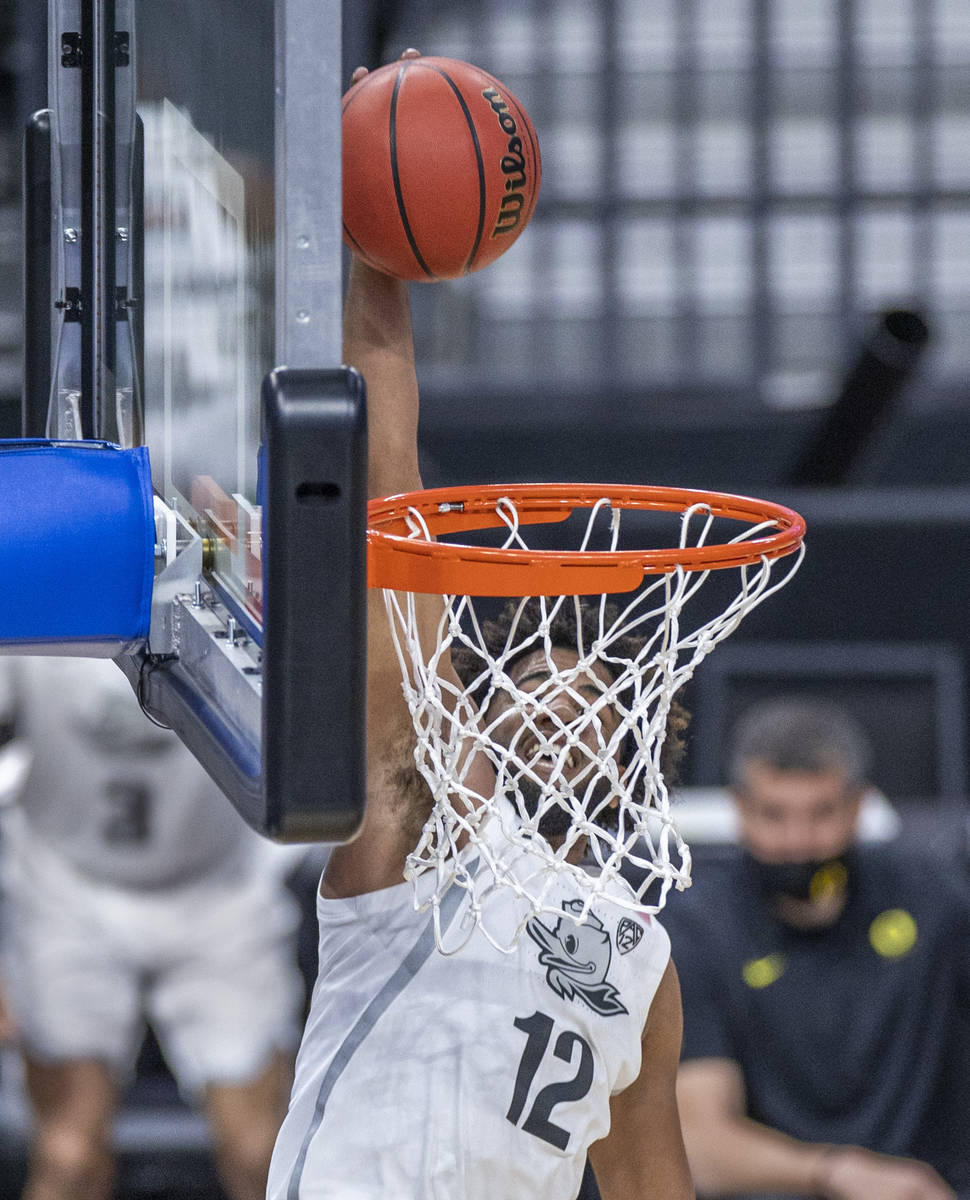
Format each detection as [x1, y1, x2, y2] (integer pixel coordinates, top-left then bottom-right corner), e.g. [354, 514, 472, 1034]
[16, 0, 366, 840]
[136, 3, 273, 626]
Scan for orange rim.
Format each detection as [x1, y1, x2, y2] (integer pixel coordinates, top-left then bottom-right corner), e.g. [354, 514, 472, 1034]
[367, 483, 806, 596]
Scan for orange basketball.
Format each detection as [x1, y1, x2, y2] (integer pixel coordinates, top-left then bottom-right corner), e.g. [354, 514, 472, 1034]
[342, 55, 541, 281]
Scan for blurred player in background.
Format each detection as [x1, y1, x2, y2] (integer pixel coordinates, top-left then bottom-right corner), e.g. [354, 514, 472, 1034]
[0, 655, 305, 1200]
[266, 205, 693, 1196]
[662, 696, 970, 1199]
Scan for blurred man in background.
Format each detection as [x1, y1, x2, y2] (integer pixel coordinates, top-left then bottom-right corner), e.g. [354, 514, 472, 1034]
[662, 695, 970, 1200]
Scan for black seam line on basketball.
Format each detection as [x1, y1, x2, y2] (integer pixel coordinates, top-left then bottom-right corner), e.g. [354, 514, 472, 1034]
[343, 84, 388, 271]
[389, 62, 436, 280]
[422, 64, 487, 273]
[342, 223, 388, 273]
[282, 863, 477, 1200]
[340, 85, 366, 116]
[342, 223, 367, 255]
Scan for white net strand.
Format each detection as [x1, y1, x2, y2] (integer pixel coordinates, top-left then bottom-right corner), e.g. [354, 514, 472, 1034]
[381, 494, 804, 952]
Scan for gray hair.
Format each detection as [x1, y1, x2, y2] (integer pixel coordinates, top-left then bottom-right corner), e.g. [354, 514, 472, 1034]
[726, 695, 873, 791]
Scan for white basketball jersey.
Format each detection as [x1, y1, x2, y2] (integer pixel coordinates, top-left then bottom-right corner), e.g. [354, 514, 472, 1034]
[2, 656, 251, 886]
[268, 841, 670, 1200]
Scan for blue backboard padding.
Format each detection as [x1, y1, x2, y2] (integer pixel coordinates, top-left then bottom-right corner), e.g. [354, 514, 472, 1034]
[0, 440, 154, 645]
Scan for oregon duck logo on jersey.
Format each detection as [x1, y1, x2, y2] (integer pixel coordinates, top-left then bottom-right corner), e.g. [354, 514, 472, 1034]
[526, 900, 628, 1016]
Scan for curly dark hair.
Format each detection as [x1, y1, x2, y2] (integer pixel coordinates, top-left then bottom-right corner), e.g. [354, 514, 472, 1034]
[450, 597, 690, 820]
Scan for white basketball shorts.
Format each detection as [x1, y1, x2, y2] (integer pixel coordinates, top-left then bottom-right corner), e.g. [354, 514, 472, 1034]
[1, 816, 305, 1096]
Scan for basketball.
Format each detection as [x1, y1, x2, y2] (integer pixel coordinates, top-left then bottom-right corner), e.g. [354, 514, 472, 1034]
[342, 54, 541, 281]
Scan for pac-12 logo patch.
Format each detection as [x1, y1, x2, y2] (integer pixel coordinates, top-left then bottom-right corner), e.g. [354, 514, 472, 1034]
[526, 899, 628, 1017]
[616, 916, 643, 955]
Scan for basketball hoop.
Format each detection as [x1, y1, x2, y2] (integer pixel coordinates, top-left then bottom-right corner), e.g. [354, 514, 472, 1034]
[368, 483, 805, 952]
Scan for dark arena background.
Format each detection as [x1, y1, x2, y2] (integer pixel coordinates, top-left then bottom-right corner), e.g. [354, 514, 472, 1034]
[1, 1, 969, 1197]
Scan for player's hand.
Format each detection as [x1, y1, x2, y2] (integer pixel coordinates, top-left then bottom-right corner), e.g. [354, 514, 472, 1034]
[350, 46, 421, 87]
[815, 1145, 956, 1199]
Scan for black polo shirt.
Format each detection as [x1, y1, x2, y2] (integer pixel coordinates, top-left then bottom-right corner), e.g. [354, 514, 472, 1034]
[661, 841, 970, 1187]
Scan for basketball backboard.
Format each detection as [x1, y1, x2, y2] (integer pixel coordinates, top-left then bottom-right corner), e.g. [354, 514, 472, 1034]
[13, 0, 365, 840]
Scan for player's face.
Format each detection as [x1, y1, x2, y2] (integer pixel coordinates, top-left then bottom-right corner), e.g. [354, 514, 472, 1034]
[733, 762, 864, 864]
[483, 646, 622, 783]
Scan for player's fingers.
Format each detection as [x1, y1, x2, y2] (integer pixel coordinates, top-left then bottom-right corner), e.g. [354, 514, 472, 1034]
[352, 48, 419, 84]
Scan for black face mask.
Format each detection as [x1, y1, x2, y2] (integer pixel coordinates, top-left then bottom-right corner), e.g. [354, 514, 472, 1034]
[746, 848, 856, 904]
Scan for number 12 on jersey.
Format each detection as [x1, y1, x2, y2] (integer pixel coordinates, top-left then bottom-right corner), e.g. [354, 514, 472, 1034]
[506, 1010, 594, 1150]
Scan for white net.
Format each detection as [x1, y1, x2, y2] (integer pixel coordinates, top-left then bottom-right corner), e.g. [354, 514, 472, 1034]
[382, 494, 804, 952]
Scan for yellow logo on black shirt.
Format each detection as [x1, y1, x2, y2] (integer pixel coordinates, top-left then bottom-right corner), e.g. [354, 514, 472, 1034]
[869, 908, 917, 959]
[809, 860, 849, 902]
[742, 953, 787, 989]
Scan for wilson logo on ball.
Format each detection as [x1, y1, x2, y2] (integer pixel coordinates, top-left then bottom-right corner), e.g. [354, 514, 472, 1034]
[481, 88, 529, 238]
[342, 55, 541, 281]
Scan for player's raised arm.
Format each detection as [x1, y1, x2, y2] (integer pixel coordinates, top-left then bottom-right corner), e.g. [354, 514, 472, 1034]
[343, 258, 423, 503]
[322, 253, 443, 896]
